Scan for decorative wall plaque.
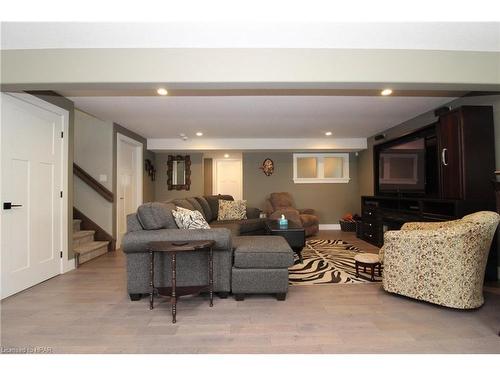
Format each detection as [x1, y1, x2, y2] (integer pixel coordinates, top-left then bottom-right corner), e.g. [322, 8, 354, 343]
[260, 158, 274, 176]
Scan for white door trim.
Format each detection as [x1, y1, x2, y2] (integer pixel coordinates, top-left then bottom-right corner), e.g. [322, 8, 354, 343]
[1, 92, 71, 277]
[212, 158, 243, 200]
[116, 133, 143, 248]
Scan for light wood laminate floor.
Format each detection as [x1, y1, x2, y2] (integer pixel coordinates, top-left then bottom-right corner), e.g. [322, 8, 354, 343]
[1, 231, 499, 354]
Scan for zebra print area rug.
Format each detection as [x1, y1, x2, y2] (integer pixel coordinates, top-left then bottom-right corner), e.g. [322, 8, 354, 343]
[289, 239, 382, 285]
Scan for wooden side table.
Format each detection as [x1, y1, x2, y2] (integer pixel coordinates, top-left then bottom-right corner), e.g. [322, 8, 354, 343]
[148, 240, 215, 323]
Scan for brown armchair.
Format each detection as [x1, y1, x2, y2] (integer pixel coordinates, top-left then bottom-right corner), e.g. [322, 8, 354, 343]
[264, 192, 319, 236]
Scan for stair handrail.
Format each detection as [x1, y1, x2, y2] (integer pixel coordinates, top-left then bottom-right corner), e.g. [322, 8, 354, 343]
[73, 163, 114, 203]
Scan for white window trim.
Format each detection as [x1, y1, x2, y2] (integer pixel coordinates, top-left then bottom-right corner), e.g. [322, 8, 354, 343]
[293, 153, 350, 184]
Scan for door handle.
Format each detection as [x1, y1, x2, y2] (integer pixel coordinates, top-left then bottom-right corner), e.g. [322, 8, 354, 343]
[441, 148, 448, 166]
[3, 202, 23, 210]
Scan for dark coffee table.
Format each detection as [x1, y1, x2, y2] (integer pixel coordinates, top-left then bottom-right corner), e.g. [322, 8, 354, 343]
[147, 240, 215, 323]
[265, 220, 306, 262]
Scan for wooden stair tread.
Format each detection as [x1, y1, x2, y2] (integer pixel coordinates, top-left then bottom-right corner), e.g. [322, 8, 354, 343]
[74, 241, 109, 255]
[73, 230, 95, 240]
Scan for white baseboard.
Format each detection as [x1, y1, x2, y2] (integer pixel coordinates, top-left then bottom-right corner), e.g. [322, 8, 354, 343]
[319, 224, 341, 230]
[62, 258, 76, 273]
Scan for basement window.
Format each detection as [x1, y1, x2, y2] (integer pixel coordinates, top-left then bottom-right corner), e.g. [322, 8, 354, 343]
[293, 153, 350, 183]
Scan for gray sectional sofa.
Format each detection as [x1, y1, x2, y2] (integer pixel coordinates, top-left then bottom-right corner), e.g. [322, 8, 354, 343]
[170, 195, 267, 236]
[122, 195, 294, 301]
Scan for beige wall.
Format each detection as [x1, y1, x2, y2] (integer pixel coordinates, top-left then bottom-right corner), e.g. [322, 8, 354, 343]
[73, 110, 113, 233]
[204, 158, 213, 196]
[153, 151, 361, 222]
[4, 49, 500, 91]
[154, 153, 204, 202]
[243, 152, 360, 223]
[74, 110, 113, 189]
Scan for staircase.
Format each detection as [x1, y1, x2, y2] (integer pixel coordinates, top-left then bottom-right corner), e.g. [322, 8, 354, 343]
[73, 219, 109, 267]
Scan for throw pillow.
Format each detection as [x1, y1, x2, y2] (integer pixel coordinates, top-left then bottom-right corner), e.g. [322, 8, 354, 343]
[205, 195, 234, 218]
[172, 206, 211, 229]
[218, 199, 247, 221]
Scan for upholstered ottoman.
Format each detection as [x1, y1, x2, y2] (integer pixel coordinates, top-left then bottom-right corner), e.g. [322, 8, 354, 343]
[231, 236, 294, 301]
[354, 253, 382, 281]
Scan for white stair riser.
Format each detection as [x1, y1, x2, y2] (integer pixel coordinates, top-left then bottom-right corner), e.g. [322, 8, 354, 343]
[78, 244, 108, 264]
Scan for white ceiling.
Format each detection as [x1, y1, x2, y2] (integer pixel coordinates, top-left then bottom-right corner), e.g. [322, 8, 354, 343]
[2, 22, 500, 51]
[3, 21, 477, 141]
[69, 96, 456, 139]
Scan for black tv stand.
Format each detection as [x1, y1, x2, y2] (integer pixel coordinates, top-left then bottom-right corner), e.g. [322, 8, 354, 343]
[360, 194, 497, 281]
[360, 195, 464, 247]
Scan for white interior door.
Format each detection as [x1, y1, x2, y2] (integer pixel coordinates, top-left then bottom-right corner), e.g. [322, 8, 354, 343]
[1, 93, 65, 299]
[116, 134, 143, 248]
[213, 159, 243, 200]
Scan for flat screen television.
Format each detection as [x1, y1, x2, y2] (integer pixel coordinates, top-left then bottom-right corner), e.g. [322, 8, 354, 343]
[377, 137, 426, 193]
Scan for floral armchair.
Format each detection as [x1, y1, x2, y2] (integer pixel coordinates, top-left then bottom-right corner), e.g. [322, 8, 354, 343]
[382, 211, 499, 309]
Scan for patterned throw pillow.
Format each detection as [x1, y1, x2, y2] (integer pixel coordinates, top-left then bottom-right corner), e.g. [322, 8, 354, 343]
[172, 206, 211, 229]
[218, 199, 247, 221]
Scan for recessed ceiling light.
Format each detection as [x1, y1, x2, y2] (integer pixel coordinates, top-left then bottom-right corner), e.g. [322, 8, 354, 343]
[325, 131, 332, 136]
[196, 132, 203, 136]
[157, 87, 168, 96]
[381, 88, 393, 96]
[224, 154, 230, 158]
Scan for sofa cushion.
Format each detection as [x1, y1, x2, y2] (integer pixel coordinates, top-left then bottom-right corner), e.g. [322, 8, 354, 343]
[209, 221, 241, 237]
[195, 196, 214, 222]
[211, 218, 266, 234]
[218, 199, 247, 220]
[205, 195, 233, 219]
[186, 197, 205, 217]
[137, 202, 178, 230]
[172, 199, 195, 211]
[240, 218, 267, 234]
[122, 227, 232, 254]
[172, 206, 210, 230]
[233, 236, 294, 269]
[127, 214, 144, 232]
